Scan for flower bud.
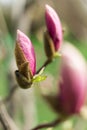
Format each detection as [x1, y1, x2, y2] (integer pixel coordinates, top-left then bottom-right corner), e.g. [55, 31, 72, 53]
[58, 43, 87, 116]
[45, 4, 62, 54]
[15, 30, 36, 88]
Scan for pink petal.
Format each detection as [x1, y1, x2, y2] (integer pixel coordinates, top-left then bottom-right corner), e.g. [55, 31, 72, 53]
[17, 30, 36, 75]
[58, 43, 87, 115]
[45, 5, 62, 51]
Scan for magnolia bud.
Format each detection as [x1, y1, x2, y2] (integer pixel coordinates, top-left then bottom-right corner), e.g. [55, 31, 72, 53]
[44, 5, 62, 58]
[15, 30, 36, 88]
[58, 43, 87, 116]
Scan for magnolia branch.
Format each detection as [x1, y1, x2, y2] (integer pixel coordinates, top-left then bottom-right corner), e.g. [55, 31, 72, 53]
[0, 99, 19, 130]
[36, 58, 52, 74]
[30, 118, 63, 130]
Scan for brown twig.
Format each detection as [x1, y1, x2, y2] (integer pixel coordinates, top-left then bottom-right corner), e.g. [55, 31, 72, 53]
[0, 99, 19, 130]
[30, 118, 63, 130]
[36, 59, 52, 74]
[0, 114, 8, 130]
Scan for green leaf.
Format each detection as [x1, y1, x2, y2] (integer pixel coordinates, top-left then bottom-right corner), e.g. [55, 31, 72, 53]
[32, 75, 47, 83]
[54, 52, 61, 58]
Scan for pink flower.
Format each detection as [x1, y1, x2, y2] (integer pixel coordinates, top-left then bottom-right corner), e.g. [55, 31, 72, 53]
[58, 43, 87, 115]
[16, 30, 36, 75]
[45, 5, 62, 51]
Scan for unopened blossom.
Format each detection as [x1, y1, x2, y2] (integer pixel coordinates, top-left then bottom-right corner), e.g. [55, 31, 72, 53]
[58, 43, 87, 116]
[15, 30, 36, 76]
[45, 5, 62, 51]
[15, 30, 36, 88]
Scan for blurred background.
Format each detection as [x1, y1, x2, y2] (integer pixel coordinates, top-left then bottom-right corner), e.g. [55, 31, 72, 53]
[0, 0, 87, 130]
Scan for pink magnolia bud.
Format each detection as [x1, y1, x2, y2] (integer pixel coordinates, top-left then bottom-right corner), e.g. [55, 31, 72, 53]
[58, 43, 87, 116]
[16, 30, 36, 76]
[45, 5, 62, 51]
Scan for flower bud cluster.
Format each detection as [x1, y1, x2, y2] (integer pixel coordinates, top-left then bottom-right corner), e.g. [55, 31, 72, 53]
[15, 5, 62, 89]
[14, 5, 87, 119]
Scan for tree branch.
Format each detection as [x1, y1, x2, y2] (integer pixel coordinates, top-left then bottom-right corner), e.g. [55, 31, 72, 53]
[36, 59, 52, 74]
[30, 118, 63, 130]
[0, 99, 19, 130]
